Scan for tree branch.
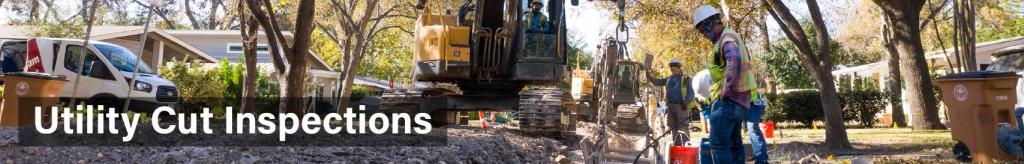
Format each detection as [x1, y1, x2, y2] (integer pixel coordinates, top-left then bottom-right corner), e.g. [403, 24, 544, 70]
[244, 0, 287, 72]
[805, 0, 832, 69]
[919, 0, 949, 29]
[184, 0, 203, 29]
[763, 0, 815, 61]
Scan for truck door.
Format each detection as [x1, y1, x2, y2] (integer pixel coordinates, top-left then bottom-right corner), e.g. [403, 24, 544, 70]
[58, 44, 124, 99]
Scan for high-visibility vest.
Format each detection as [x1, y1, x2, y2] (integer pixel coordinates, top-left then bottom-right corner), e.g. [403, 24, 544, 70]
[706, 28, 757, 103]
[681, 77, 697, 109]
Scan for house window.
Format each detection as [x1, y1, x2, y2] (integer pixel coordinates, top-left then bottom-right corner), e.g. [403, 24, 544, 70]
[226, 43, 270, 54]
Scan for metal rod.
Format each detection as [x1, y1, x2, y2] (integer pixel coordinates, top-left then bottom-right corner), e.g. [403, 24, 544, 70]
[122, 3, 156, 112]
[69, 0, 101, 109]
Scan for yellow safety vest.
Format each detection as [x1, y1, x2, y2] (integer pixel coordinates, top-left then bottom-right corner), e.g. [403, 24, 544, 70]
[706, 28, 757, 103]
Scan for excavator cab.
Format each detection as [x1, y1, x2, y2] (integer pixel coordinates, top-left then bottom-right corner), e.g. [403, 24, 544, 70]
[391, 0, 574, 135]
[412, 2, 473, 81]
[412, 0, 567, 83]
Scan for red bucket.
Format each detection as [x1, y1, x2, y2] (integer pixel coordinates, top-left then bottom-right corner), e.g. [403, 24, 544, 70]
[670, 145, 698, 164]
[760, 121, 775, 138]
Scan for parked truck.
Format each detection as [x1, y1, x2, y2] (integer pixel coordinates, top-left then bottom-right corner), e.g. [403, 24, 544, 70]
[0, 37, 179, 112]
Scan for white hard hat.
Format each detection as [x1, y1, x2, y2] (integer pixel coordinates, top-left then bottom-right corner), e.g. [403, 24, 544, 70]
[669, 58, 681, 64]
[531, 0, 544, 6]
[692, 5, 721, 28]
[692, 69, 712, 101]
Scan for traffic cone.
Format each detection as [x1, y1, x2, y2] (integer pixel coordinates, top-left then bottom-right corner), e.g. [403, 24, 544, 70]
[479, 111, 488, 128]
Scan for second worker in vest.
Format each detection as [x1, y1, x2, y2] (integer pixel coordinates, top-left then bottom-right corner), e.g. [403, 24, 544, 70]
[693, 4, 760, 163]
[647, 58, 695, 146]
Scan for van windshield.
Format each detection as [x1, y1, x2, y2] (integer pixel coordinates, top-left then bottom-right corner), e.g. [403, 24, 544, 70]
[987, 53, 1024, 73]
[94, 44, 154, 74]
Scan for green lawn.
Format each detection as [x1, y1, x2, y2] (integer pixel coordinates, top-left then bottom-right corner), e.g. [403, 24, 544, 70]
[758, 128, 960, 162]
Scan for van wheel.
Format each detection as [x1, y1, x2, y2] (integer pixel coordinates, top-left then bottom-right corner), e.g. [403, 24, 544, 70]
[953, 141, 972, 163]
[89, 97, 123, 113]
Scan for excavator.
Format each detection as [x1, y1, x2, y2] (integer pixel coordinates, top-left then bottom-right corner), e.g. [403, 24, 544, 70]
[574, 38, 670, 163]
[380, 0, 581, 134]
[382, 0, 671, 162]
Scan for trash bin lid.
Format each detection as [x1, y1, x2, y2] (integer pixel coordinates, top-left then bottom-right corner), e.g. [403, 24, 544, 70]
[1, 72, 67, 80]
[936, 71, 1020, 80]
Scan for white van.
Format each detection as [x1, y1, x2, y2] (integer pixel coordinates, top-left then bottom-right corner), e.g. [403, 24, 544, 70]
[0, 37, 178, 112]
[988, 45, 1024, 111]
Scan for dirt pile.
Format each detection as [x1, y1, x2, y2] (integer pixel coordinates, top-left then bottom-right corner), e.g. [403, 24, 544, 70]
[0, 126, 575, 163]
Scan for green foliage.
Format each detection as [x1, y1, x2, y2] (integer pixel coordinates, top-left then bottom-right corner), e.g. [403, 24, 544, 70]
[218, 59, 245, 108]
[767, 90, 823, 127]
[764, 20, 881, 90]
[568, 31, 594, 70]
[160, 58, 280, 115]
[765, 76, 889, 127]
[160, 59, 226, 115]
[360, 29, 414, 83]
[27, 20, 86, 38]
[835, 76, 887, 127]
[764, 41, 815, 89]
[350, 85, 369, 101]
[838, 90, 887, 127]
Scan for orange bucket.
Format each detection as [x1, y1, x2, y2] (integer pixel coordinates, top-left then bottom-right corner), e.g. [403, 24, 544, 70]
[670, 145, 699, 164]
[760, 121, 775, 138]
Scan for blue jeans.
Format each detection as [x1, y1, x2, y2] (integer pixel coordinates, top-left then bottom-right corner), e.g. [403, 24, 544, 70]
[708, 100, 745, 163]
[746, 103, 769, 164]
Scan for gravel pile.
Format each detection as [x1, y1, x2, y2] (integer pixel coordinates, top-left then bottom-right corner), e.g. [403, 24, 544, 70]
[0, 126, 576, 163]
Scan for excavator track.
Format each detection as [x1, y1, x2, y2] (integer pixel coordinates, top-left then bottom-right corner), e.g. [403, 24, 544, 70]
[380, 92, 424, 115]
[518, 86, 571, 135]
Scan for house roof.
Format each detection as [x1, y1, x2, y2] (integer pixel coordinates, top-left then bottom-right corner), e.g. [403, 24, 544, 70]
[0, 26, 218, 62]
[165, 29, 334, 71]
[832, 36, 1024, 76]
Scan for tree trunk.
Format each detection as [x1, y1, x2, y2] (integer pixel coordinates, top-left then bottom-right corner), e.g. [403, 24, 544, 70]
[239, 2, 258, 113]
[875, 0, 946, 130]
[244, 0, 315, 114]
[28, 0, 39, 22]
[881, 21, 907, 127]
[765, 0, 852, 150]
[812, 70, 852, 150]
[208, 0, 221, 30]
[278, 0, 316, 114]
[334, 38, 366, 114]
[884, 42, 907, 127]
[756, 12, 776, 94]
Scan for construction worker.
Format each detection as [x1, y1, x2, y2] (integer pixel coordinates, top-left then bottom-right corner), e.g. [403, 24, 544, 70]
[647, 58, 695, 146]
[693, 4, 759, 163]
[524, 0, 549, 33]
[746, 92, 769, 164]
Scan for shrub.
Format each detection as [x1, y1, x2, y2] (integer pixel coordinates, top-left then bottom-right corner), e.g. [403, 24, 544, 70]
[762, 93, 785, 123]
[160, 58, 280, 115]
[839, 90, 887, 127]
[160, 59, 226, 114]
[350, 85, 369, 102]
[766, 90, 823, 127]
[214, 58, 279, 113]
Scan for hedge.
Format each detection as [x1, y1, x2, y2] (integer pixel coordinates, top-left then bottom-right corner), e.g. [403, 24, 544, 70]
[763, 89, 888, 127]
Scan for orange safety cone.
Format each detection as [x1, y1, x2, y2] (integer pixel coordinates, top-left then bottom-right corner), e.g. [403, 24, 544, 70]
[478, 111, 488, 128]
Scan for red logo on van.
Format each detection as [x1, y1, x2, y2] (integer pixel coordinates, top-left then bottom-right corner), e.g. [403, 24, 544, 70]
[25, 39, 45, 73]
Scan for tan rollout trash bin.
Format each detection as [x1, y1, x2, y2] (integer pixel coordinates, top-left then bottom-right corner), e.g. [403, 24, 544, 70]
[935, 71, 1021, 163]
[0, 72, 66, 126]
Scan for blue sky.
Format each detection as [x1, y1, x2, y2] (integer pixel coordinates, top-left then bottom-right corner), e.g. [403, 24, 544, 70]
[2, 0, 860, 54]
[565, 0, 859, 54]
